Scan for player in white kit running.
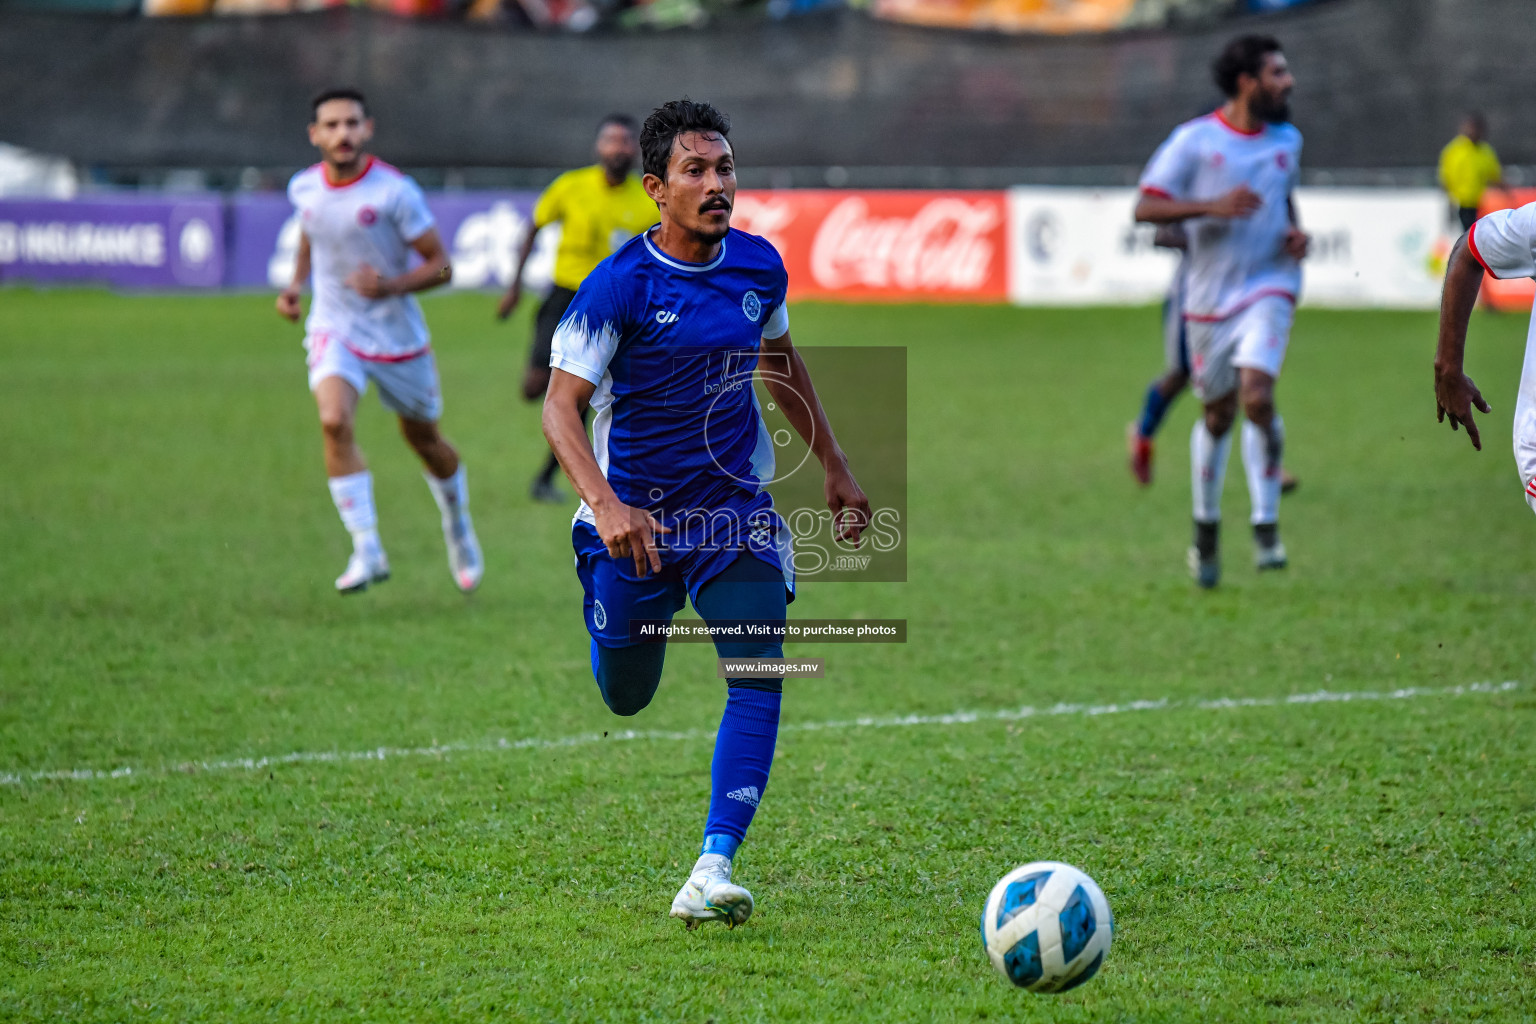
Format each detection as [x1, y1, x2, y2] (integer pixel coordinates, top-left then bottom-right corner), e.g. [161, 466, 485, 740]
[277, 88, 484, 594]
[1134, 35, 1311, 588]
[1434, 202, 1536, 505]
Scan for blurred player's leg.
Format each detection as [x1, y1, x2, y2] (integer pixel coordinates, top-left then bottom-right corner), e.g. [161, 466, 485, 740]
[1189, 412, 1233, 590]
[1129, 286, 1190, 485]
[1130, 371, 1188, 485]
[1232, 300, 1293, 570]
[670, 553, 787, 930]
[400, 417, 483, 593]
[1242, 413, 1287, 570]
[372, 353, 483, 593]
[528, 287, 577, 503]
[313, 372, 390, 594]
[1184, 320, 1237, 588]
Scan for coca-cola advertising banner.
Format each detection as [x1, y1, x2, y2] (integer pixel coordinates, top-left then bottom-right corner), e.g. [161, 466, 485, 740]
[732, 190, 1009, 303]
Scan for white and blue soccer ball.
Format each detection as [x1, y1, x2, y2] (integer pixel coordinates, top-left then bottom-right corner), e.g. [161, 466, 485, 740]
[981, 861, 1113, 993]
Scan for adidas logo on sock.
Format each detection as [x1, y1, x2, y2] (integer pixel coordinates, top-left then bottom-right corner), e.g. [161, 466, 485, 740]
[725, 786, 761, 807]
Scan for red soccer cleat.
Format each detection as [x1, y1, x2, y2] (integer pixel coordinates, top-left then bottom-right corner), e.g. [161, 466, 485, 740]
[1127, 423, 1154, 486]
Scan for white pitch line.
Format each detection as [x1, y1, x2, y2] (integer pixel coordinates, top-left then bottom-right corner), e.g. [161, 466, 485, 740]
[0, 681, 1518, 788]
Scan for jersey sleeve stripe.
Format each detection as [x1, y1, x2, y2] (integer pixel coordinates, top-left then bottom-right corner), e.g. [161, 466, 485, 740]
[760, 302, 790, 341]
[1465, 221, 1500, 278]
[550, 355, 605, 386]
[1139, 186, 1175, 199]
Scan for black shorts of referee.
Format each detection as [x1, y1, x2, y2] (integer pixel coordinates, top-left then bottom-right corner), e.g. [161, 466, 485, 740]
[523, 285, 578, 401]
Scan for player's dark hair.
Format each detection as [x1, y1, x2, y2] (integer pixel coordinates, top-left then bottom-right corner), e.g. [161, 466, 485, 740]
[599, 113, 638, 136]
[1463, 111, 1488, 133]
[1212, 35, 1282, 98]
[640, 99, 731, 181]
[311, 87, 368, 121]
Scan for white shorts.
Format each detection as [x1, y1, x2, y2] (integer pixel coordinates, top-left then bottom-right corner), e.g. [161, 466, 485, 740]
[1184, 295, 1294, 402]
[1513, 329, 1536, 516]
[305, 333, 442, 423]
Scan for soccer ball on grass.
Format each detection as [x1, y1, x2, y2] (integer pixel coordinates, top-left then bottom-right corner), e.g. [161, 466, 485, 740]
[981, 861, 1113, 992]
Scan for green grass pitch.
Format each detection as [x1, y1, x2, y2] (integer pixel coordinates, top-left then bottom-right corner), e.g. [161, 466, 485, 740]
[1, 289, 1533, 1022]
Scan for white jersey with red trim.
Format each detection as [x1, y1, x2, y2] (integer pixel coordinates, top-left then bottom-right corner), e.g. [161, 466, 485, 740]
[288, 158, 436, 360]
[1468, 203, 1536, 500]
[1139, 111, 1303, 322]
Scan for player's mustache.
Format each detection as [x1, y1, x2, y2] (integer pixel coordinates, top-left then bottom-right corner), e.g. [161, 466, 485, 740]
[700, 197, 732, 213]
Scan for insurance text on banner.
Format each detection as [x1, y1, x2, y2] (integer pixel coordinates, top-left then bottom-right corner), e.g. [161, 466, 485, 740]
[0, 197, 224, 288]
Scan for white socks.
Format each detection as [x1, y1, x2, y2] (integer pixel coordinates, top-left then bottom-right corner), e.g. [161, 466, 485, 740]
[1190, 420, 1233, 523]
[424, 465, 470, 531]
[328, 471, 381, 555]
[1242, 415, 1284, 526]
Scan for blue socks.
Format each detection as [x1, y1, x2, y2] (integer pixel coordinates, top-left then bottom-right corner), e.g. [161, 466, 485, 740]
[703, 686, 782, 855]
[1137, 380, 1174, 439]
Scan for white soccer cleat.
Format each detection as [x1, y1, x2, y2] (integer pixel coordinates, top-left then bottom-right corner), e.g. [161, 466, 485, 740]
[443, 516, 483, 593]
[335, 548, 390, 594]
[670, 853, 754, 930]
[1255, 540, 1289, 571]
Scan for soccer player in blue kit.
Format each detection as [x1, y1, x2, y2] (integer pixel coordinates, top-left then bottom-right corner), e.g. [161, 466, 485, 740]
[541, 99, 870, 929]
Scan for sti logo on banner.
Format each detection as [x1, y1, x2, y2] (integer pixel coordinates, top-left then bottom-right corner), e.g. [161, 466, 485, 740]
[262, 193, 554, 293]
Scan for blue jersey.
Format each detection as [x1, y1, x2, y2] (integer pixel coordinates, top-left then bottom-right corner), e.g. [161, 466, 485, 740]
[550, 227, 792, 533]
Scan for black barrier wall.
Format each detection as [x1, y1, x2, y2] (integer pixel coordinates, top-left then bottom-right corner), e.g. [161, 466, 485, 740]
[0, 0, 1528, 171]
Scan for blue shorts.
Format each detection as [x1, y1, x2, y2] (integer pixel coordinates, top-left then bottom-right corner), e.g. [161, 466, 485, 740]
[573, 492, 796, 648]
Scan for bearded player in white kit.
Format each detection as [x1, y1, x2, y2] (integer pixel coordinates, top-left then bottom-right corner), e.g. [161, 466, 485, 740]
[277, 88, 483, 594]
[1134, 35, 1311, 588]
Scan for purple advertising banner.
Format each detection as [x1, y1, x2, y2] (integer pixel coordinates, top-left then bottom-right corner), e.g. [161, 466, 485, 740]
[0, 196, 225, 288]
[227, 190, 546, 291]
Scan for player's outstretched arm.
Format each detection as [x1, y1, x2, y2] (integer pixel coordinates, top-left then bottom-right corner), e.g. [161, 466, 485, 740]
[345, 228, 453, 299]
[496, 229, 538, 320]
[1283, 195, 1311, 260]
[542, 368, 670, 575]
[1135, 187, 1262, 224]
[276, 231, 310, 322]
[1434, 234, 1493, 450]
[759, 331, 871, 546]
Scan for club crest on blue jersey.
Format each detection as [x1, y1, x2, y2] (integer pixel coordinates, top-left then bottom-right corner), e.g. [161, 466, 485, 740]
[742, 290, 762, 323]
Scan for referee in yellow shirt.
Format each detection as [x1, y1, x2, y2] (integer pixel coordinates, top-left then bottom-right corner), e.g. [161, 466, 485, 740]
[1439, 112, 1504, 234]
[497, 114, 658, 501]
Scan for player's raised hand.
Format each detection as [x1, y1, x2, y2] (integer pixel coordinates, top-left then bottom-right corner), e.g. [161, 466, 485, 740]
[275, 287, 303, 322]
[344, 263, 392, 299]
[1435, 366, 1492, 450]
[1282, 227, 1311, 260]
[496, 282, 523, 321]
[597, 501, 672, 576]
[825, 459, 871, 547]
[1208, 185, 1263, 219]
